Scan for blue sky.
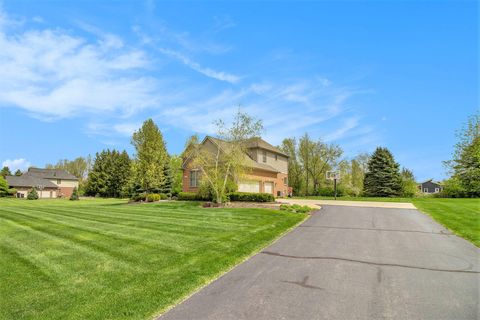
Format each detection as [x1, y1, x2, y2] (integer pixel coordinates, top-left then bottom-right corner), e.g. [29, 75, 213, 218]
[0, 0, 477, 181]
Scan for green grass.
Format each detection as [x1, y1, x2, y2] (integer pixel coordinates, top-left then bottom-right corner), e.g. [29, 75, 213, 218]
[412, 198, 479, 247]
[0, 198, 306, 320]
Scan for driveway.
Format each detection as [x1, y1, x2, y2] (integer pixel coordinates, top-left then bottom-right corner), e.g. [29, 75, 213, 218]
[276, 198, 416, 209]
[160, 205, 479, 320]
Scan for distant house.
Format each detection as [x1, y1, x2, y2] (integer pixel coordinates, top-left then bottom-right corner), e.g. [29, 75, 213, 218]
[182, 136, 290, 197]
[6, 168, 79, 198]
[418, 179, 443, 194]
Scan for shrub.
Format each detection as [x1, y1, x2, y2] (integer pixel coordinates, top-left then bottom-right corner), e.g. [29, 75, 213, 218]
[27, 187, 39, 200]
[131, 193, 147, 202]
[146, 193, 161, 202]
[70, 187, 79, 201]
[280, 204, 312, 214]
[228, 192, 275, 202]
[7, 188, 17, 197]
[177, 192, 211, 201]
[159, 193, 168, 200]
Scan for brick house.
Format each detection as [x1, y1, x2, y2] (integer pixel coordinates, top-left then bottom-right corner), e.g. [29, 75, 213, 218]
[182, 136, 290, 197]
[6, 168, 79, 198]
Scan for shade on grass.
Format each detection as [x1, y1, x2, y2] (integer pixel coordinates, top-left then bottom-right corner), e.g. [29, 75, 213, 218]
[412, 198, 479, 247]
[0, 199, 305, 319]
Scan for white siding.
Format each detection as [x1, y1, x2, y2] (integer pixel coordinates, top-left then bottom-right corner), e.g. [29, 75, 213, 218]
[254, 149, 288, 173]
[49, 179, 79, 188]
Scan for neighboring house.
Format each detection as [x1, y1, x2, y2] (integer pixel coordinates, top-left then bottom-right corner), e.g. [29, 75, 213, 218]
[6, 168, 79, 198]
[418, 179, 443, 194]
[182, 136, 290, 197]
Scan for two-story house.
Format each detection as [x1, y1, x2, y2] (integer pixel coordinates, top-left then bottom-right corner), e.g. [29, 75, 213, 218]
[182, 136, 290, 197]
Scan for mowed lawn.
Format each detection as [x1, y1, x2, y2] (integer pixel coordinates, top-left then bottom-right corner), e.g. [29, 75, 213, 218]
[412, 198, 479, 247]
[0, 199, 306, 320]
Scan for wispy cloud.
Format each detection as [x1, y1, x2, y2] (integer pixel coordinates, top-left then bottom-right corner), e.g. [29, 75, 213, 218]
[158, 48, 240, 83]
[2, 158, 31, 172]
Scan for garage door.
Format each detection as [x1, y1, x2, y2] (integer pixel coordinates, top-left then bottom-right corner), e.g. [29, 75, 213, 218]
[238, 181, 260, 193]
[264, 182, 274, 194]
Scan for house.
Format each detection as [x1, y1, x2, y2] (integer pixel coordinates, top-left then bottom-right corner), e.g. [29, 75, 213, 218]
[418, 179, 443, 194]
[182, 136, 290, 197]
[6, 168, 79, 198]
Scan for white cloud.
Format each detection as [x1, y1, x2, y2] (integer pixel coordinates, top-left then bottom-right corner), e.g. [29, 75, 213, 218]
[158, 48, 240, 83]
[323, 117, 359, 142]
[0, 9, 159, 119]
[2, 158, 31, 173]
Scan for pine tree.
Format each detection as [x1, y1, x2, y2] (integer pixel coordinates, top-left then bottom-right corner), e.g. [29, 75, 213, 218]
[363, 147, 402, 197]
[131, 119, 169, 193]
[27, 187, 39, 200]
[14, 169, 22, 176]
[70, 187, 79, 200]
[159, 160, 173, 196]
[1, 166, 11, 178]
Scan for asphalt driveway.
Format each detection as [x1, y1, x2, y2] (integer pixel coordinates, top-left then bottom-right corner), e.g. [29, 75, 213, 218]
[160, 205, 479, 320]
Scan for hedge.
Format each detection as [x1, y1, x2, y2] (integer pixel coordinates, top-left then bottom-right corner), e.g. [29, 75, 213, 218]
[177, 192, 211, 201]
[228, 192, 275, 202]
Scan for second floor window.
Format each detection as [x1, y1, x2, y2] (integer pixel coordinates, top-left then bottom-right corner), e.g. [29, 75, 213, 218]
[190, 170, 199, 188]
[262, 150, 267, 163]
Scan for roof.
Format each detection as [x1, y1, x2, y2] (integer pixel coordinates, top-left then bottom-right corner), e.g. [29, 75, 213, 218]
[198, 136, 281, 173]
[245, 137, 288, 157]
[25, 168, 78, 180]
[6, 175, 59, 188]
[418, 179, 442, 185]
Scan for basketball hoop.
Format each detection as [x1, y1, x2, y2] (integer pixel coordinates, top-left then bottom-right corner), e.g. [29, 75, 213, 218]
[326, 171, 340, 200]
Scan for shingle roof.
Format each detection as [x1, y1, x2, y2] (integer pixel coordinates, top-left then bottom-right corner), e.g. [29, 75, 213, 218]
[245, 137, 288, 157]
[25, 168, 78, 180]
[6, 175, 59, 188]
[206, 136, 281, 173]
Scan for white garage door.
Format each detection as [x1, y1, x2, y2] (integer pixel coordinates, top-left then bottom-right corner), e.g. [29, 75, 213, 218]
[264, 182, 274, 194]
[238, 181, 260, 193]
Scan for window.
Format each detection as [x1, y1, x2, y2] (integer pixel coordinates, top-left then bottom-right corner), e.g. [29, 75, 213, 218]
[57, 179, 61, 185]
[275, 154, 278, 161]
[189, 170, 199, 188]
[284, 177, 288, 185]
[424, 188, 428, 193]
[435, 188, 440, 193]
[262, 150, 267, 163]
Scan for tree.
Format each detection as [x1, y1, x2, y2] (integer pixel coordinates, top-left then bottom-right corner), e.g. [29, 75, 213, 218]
[445, 114, 479, 197]
[70, 187, 79, 200]
[281, 138, 303, 196]
[14, 169, 22, 176]
[185, 110, 263, 203]
[363, 147, 402, 197]
[159, 159, 173, 195]
[1, 166, 11, 178]
[400, 168, 418, 197]
[0, 176, 8, 197]
[85, 150, 131, 197]
[27, 187, 39, 200]
[45, 156, 91, 181]
[169, 155, 183, 196]
[131, 119, 169, 193]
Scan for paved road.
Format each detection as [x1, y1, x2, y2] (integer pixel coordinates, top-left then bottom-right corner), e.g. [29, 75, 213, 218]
[276, 198, 416, 209]
[160, 205, 479, 320]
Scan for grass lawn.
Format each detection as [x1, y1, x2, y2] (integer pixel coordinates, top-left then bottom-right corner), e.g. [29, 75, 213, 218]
[412, 198, 479, 247]
[0, 199, 306, 320]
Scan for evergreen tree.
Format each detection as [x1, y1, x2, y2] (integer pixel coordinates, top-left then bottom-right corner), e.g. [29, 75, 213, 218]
[131, 119, 169, 193]
[1, 166, 11, 178]
[0, 176, 9, 197]
[363, 147, 402, 197]
[27, 187, 39, 200]
[159, 160, 173, 195]
[14, 169, 22, 176]
[169, 155, 183, 196]
[70, 187, 79, 200]
[85, 149, 131, 197]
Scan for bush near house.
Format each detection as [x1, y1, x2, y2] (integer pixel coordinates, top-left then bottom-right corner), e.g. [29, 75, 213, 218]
[27, 187, 38, 200]
[70, 187, 79, 201]
[177, 192, 211, 201]
[228, 192, 275, 202]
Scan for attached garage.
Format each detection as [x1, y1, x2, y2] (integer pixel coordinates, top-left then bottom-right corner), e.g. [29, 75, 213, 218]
[264, 182, 274, 194]
[238, 181, 261, 193]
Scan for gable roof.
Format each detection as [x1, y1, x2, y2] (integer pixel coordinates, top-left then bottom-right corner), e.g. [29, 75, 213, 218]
[25, 168, 78, 180]
[6, 175, 59, 188]
[186, 136, 281, 173]
[418, 179, 442, 185]
[245, 137, 288, 157]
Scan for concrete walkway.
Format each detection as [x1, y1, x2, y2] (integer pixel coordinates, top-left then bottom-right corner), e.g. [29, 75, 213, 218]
[160, 205, 479, 320]
[276, 198, 416, 209]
